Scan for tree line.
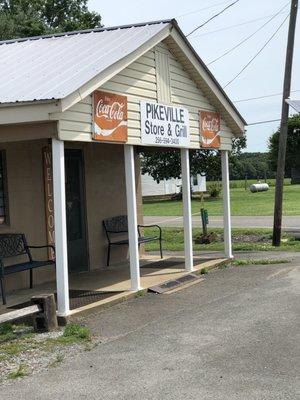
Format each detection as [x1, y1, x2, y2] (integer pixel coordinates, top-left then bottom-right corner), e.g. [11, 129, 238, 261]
[141, 115, 300, 182]
[0, 0, 102, 40]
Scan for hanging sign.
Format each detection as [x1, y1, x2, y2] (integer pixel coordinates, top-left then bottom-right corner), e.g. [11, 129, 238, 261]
[42, 147, 55, 261]
[92, 90, 128, 143]
[140, 100, 190, 147]
[200, 111, 221, 149]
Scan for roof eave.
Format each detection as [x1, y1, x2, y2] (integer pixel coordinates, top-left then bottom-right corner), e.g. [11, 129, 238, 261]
[0, 98, 60, 108]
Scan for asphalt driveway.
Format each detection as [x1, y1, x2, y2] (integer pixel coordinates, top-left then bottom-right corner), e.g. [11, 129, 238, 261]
[2, 256, 300, 399]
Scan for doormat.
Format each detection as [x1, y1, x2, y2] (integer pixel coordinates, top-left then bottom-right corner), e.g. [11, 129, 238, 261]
[8, 289, 124, 311]
[148, 273, 203, 294]
[141, 257, 206, 269]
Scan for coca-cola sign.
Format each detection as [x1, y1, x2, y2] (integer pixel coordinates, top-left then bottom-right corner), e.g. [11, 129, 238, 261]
[92, 90, 128, 142]
[200, 111, 221, 149]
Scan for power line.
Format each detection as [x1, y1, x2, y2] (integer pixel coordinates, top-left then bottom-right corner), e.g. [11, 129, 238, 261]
[234, 89, 300, 103]
[247, 118, 281, 126]
[186, 0, 240, 37]
[191, 12, 289, 38]
[223, 14, 290, 89]
[208, 3, 289, 65]
[176, 1, 230, 18]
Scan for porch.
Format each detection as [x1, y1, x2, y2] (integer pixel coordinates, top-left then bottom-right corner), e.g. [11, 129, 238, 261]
[0, 137, 232, 318]
[0, 255, 228, 317]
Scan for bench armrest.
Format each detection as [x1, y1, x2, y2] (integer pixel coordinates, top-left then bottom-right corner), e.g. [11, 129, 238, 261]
[138, 224, 162, 239]
[27, 245, 56, 255]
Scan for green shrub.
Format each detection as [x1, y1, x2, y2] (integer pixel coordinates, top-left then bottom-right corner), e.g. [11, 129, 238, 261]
[200, 268, 208, 274]
[208, 183, 221, 198]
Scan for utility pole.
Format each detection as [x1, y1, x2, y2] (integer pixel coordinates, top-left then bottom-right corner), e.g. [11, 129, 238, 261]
[273, 0, 298, 246]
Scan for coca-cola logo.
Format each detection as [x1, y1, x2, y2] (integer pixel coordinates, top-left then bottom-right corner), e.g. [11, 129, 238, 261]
[202, 116, 220, 133]
[93, 90, 128, 143]
[96, 99, 125, 121]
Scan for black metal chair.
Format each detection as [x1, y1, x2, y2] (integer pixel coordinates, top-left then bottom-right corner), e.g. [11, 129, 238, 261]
[103, 215, 163, 266]
[0, 233, 55, 305]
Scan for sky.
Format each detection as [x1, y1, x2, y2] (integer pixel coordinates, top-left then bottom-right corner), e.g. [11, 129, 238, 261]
[88, 0, 300, 152]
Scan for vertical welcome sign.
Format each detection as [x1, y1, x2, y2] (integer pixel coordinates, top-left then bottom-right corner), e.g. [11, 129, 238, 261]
[42, 147, 55, 260]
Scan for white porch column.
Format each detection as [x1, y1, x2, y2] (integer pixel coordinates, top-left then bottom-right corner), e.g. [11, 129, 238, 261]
[221, 150, 233, 259]
[181, 148, 194, 272]
[52, 139, 70, 316]
[124, 145, 141, 291]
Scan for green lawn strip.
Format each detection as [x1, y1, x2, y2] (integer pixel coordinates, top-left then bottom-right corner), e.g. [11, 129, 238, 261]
[143, 185, 300, 216]
[232, 258, 291, 266]
[144, 227, 300, 252]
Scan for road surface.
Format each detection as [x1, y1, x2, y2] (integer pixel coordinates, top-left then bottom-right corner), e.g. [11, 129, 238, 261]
[2, 255, 300, 399]
[144, 215, 300, 231]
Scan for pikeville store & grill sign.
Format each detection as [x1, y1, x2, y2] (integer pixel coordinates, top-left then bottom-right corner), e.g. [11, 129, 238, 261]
[140, 100, 190, 148]
[92, 90, 222, 149]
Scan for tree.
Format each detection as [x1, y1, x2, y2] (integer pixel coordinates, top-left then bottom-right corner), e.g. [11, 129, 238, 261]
[229, 152, 271, 180]
[0, 0, 102, 40]
[268, 114, 300, 177]
[140, 136, 246, 183]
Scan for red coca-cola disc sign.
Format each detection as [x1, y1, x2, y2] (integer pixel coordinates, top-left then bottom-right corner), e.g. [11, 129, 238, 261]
[200, 111, 221, 149]
[93, 90, 128, 143]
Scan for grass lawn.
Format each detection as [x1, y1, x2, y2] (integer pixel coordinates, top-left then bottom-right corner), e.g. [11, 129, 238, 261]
[143, 185, 300, 216]
[144, 227, 300, 252]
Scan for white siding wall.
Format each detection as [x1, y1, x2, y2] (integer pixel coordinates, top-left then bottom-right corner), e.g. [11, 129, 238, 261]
[58, 41, 234, 150]
[141, 173, 206, 197]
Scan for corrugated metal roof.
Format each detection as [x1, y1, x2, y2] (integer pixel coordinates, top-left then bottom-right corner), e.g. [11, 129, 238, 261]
[287, 99, 300, 113]
[0, 21, 170, 104]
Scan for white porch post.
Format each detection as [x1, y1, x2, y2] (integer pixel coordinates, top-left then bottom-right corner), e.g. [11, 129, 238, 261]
[52, 138, 70, 316]
[124, 145, 141, 291]
[181, 148, 194, 272]
[221, 150, 233, 259]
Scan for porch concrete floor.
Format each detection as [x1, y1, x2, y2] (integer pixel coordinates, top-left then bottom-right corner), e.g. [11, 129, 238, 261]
[0, 256, 228, 317]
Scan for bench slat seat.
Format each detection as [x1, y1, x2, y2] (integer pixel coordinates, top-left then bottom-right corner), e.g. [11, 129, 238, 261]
[3, 260, 55, 275]
[0, 233, 55, 305]
[103, 215, 163, 266]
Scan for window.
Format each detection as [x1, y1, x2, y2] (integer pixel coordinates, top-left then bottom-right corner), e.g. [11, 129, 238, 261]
[0, 151, 8, 225]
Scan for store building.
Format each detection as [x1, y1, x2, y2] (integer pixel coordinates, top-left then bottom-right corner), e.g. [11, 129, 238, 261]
[0, 19, 246, 317]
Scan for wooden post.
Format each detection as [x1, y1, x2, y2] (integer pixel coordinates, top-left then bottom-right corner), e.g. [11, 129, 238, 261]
[273, 0, 298, 246]
[31, 294, 58, 332]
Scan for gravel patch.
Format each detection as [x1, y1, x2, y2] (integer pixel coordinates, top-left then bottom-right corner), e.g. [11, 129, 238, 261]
[0, 325, 99, 385]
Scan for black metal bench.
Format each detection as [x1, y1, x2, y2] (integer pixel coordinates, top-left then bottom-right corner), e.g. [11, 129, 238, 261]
[103, 215, 163, 266]
[0, 233, 55, 305]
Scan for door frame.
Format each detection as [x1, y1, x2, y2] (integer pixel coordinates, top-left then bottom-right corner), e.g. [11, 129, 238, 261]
[65, 146, 90, 274]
